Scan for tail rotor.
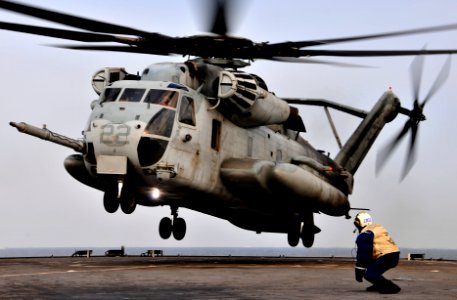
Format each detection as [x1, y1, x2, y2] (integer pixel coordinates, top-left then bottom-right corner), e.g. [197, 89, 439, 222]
[376, 55, 451, 180]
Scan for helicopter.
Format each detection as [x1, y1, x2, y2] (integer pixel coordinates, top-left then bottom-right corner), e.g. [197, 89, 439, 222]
[1, 0, 457, 248]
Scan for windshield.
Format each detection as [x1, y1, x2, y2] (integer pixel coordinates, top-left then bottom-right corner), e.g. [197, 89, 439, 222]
[144, 89, 179, 108]
[100, 88, 121, 103]
[119, 88, 146, 102]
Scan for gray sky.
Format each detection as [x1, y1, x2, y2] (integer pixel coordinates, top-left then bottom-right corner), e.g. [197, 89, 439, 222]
[1, 0, 456, 250]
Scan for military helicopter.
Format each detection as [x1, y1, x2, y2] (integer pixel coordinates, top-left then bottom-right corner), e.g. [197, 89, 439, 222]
[2, 0, 457, 247]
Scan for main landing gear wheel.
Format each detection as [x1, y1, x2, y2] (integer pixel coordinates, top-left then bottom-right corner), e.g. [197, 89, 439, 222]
[159, 208, 187, 240]
[287, 223, 301, 247]
[172, 217, 187, 240]
[103, 190, 119, 213]
[159, 217, 173, 239]
[301, 230, 314, 248]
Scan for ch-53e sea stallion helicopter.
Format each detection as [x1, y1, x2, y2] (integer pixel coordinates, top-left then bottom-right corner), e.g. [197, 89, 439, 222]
[2, 0, 457, 247]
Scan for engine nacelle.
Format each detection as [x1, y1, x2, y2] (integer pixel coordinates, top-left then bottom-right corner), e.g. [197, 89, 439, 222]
[217, 71, 291, 127]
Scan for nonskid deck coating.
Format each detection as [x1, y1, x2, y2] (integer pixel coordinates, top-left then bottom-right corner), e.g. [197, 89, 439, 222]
[0, 256, 456, 299]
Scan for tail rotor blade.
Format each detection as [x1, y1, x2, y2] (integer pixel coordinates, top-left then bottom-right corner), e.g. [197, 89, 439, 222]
[400, 123, 419, 180]
[410, 53, 425, 103]
[421, 55, 452, 107]
[376, 119, 412, 174]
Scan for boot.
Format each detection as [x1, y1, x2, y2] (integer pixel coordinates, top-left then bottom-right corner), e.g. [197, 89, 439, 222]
[378, 279, 401, 294]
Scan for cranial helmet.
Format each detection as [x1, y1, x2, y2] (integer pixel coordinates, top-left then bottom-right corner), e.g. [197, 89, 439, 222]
[354, 212, 373, 229]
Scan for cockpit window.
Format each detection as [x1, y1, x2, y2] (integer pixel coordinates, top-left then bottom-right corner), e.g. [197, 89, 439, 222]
[100, 88, 121, 103]
[178, 96, 196, 126]
[145, 108, 175, 137]
[119, 88, 146, 102]
[144, 89, 178, 108]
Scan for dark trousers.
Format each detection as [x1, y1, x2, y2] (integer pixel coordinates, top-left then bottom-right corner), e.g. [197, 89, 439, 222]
[364, 252, 400, 284]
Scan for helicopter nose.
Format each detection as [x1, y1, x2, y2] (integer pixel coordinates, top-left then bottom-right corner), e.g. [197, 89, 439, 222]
[89, 120, 146, 172]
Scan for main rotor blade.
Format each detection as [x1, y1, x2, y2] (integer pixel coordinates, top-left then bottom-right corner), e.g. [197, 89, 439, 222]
[295, 49, 457, 57]
[0, 0, 157, 37]
[209, 0, 229, 35]
[0, 21, 136, 44]
[421, 55, 452, 107]
[376, 119, 412, 174]
[269, 57, 372, 68]
[54, 45, 172, 56]
[270, 23, 457, 48]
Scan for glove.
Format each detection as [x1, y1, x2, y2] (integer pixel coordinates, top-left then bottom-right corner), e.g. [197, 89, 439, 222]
[355, 267, 366, 282]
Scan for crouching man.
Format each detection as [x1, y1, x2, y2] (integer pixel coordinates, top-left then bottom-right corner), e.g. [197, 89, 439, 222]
[354, 212, 401, 294]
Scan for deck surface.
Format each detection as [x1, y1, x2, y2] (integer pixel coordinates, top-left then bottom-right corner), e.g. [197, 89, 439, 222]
[0, 256, 456, 299]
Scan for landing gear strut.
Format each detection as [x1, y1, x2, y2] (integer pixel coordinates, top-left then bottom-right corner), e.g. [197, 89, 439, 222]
[159, 207, 187, 240]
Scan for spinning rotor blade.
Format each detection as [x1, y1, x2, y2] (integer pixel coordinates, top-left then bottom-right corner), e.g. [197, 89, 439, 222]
[55, 45, 172, 56]
[208, 0, 229, 35]
[421, 55, 452, 107]
[294, 49, 457, 57]
[270, 22, 457, 48]
[376, 56, 452, 180]
[269, 57, 372, 68]
[0, 21, 136, 44]
[0, 0, 155, 36]
[2, 1, 457, 62]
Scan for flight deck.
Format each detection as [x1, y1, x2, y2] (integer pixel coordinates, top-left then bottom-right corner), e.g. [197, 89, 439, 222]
[0, 256, 456, 299]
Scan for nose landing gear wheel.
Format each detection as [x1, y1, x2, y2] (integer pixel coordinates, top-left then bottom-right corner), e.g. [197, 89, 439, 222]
[120, 192, 136, 214]
[103, 190, 119, 213]
[159, 217, 172, 239]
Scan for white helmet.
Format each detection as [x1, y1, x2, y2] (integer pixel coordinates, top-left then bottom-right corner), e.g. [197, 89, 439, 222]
[354, 212, 373, 229]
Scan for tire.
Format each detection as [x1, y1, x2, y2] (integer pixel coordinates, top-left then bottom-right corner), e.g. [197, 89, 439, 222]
[159, 217, 172, 239]
[301, 231, 315, 248]
[103, 191, 119, 213]
[172, 217, 187, 240]
[287, 223, 301, 247]
[120, 193, 136, 214]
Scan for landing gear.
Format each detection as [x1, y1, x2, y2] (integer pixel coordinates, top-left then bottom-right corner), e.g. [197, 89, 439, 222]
[159, 208, 187, 240]
[103, 179, 136, 214]
[301, 214, 320, 248]
[287, 213, 320, 248]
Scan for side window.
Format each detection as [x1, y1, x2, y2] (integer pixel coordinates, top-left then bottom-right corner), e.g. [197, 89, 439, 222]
[178, 96, 196, 126]
[211, 119, 221, 151]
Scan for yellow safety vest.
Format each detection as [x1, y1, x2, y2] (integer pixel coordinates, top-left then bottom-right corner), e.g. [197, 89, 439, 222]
[362, 224, 399, 259]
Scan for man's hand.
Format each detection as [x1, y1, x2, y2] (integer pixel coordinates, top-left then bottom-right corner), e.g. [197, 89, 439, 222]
[355, 267, 366, 282]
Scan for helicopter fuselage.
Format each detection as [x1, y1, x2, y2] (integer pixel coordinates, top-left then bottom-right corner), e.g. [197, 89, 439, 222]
[71, 75, 350, 234]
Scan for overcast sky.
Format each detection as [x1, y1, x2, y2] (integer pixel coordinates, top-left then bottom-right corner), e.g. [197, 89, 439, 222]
[1, 0, 456, 251]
